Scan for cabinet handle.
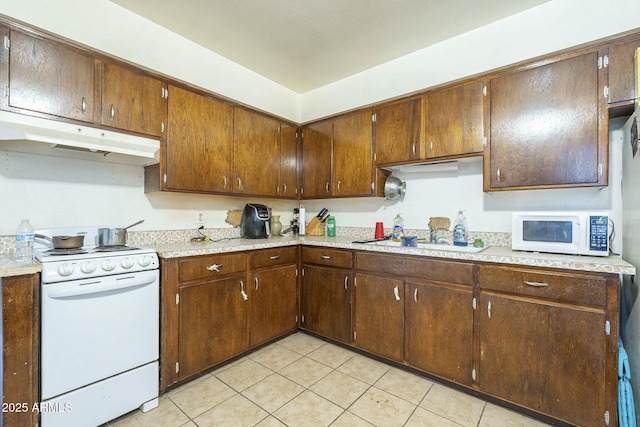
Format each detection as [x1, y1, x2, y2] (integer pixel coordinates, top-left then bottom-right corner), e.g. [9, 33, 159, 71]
[337, 181, 341, 192]
[223, 176, 227, 189]
[161, 122, 165, 133]
[81, 97, 86, 113]
[283, 183, 287, 194]
[206, 263, 223, 272]
[488, 301, 492, 319]
[524, 280, 549, 287]
[270, 255, 280, 260]
[255, 276, 259, 290]
[344, 276, 349, 290]
[393, 285, 400, 301]
[240, 280, 248, 301]
[325, 182, 330, 193]
[430, 141, 433, 152]
[110, 104, 115, 120]
[320, 255, 331, 259]
[496, 168, 501, 183]
[412, 142, 416, 155]
[237, 177, 242, 189]
[414, 288, 418, 303]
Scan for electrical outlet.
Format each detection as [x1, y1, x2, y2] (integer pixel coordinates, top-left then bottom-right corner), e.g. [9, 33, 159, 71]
[196, 211, 204, 224]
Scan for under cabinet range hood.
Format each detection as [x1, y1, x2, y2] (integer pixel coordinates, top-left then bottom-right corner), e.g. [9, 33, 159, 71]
[0, 110, 160, 159]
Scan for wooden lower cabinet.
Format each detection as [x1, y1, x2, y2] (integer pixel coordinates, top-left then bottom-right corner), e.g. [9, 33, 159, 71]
[178, 275, 249, 379]
[2, 274, 39, 427]
[405, 280, 473, 386]
[300, 264, 352, 344]
[249, 264, 298, 347]
[160, 247, 298, 391]
[353, 273, 404, 361]
[477, 265, 617, 426]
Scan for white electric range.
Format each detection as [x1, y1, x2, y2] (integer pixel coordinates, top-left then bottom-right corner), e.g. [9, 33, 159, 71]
[35, 227, 160, 427]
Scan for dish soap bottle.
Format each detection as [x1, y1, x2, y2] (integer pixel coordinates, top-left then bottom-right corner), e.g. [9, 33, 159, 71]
[392, 214, 405, 242]
[453, 210, 468, 246]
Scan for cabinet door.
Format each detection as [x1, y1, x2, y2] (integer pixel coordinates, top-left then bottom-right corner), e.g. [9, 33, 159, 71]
[374, 97, 422, 164]
[249, 264, 298, 346]
[178, 276, 250, 379]
[165, 85, 233, 192]
[300, 265, 351, 343]
[333, 110, 374, 196]
[233, 108, 280, 196]
[101, 61, 166, 137]
[8, 30, 95, 122]
[353, 273, 404, 362]
[478, 292, 606, 426]
[405, 281, 473, 386]
[424, 81, 485, 159]
[486, 52, 603, 190]
[301, 119, 333, 198]
[279, 122, 298, 198]
[608, 38, 640, 105]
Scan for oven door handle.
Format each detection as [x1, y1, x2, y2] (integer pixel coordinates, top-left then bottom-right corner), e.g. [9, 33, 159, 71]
[46, 274, 157, 299]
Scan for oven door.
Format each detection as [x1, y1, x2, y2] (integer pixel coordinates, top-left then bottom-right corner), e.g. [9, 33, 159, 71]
[40, 270, 159, 400]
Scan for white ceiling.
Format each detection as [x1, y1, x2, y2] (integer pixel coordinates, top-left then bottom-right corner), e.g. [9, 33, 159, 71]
[110, 0, 550, 93]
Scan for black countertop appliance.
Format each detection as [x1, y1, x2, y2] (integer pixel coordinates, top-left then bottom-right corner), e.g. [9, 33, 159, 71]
[241, 203, 271, 238]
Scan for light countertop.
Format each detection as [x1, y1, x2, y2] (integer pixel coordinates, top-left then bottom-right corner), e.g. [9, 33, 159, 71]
[0, 254, 42, 278]
[152, 235, 636, 276]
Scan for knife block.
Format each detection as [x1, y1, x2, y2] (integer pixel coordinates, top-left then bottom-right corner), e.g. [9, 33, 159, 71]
[305, 217, 325, 236]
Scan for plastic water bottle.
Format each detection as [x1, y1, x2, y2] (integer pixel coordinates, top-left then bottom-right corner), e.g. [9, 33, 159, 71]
[15, 219, 35, 265]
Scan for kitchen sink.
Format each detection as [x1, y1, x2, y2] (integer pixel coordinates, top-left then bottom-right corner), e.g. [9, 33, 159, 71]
[364, 239, 488, 253]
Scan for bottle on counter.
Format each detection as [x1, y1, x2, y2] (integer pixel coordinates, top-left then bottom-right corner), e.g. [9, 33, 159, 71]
[15, 219, 35, 265]
[453, 210, 468, 246]
[326, 216, 336, 237]
[392, 214, 405, 242]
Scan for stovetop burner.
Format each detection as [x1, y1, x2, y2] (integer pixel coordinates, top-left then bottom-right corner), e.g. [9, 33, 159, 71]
[43, 248, 88, 256]
[94, 245, 140, 252]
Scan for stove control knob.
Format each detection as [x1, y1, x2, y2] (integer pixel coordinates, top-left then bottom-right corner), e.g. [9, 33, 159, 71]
[101, 259, 116, 271]
[121, 257, 135, 269]
[57, 263, 74, 276]
[80, 261, 97, 274]
[138, 255, 152, 267]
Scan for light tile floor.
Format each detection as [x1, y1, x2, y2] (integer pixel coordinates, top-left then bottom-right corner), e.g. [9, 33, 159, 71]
[109, 332, 551, 427]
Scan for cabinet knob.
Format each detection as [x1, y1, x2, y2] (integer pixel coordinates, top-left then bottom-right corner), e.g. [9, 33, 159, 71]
[524, 280, 549, 287]
[320, 255, 331, 259]
[270, 255, 280, 260]
[255, 276, 259, 290]
[337, 181, 341, 192]
[223, 176, 227, 189]
[325, 182, 330, 193]
[344, 276, 349, 290]
[393, 285, 400, 301]
[206, 263, 223, 272]
[81, 97, 86, 113]
[283, 183, 287, 194]
[237, 177, 242, 189]
[496, 168, 502, 183]
[240, 280, 248, 301]
[110, 104, 115, 120]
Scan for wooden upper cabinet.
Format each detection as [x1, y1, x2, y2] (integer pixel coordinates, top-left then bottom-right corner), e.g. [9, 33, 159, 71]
[333, 110, 375, 197]
[373, 97, 422, 165]
[233, 108, 280, 196]
[165, 85, 233, 193]
[279, 123, 299, 198]
[485, 51, 605, 191]
[424, 81, 486, 159]
[8, 29, 95, 122]
[607, 37, 640, 105]
[301, 119, 333, 198]
[101, 61, 167, 137]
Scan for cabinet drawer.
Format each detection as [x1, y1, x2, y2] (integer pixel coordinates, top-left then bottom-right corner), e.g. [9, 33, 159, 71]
[478, 265, 606, 307]
[356, 252, 474, 286]
[178, 252, 247, 282]
[249, 246, 297, 269]
[302, 247, 352, 269]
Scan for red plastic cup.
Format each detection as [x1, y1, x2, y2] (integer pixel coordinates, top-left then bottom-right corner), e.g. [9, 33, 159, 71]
[374, 222, 384, 239]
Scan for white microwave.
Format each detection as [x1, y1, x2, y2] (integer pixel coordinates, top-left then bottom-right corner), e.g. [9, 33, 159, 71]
[512, 211, 609, 257]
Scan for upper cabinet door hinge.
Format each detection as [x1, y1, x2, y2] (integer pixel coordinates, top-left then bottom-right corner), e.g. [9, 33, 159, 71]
[3, 36, 9, 50]
[598, 163, 603, 177]
[175, 362, 180, 373]
[482, 85, 487, 96]
[162, 87, 169, 99]
[605, 320, 611, 336]
[472, 297, 477, 310]
[176, 293, 179, 305]
[372, 113, 377, 123]
[604, 85, 609, 99]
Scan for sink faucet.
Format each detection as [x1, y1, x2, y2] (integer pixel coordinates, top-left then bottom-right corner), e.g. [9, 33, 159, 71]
[429, 226, 438, 243]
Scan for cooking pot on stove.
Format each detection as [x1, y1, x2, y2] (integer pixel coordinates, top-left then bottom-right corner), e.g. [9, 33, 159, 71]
[35, 234, 85, 249]
[98, 219, 144, 246]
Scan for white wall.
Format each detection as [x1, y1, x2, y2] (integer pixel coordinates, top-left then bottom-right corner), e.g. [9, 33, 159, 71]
[301, 0, 640, 122]
[0, 0, 636, 239]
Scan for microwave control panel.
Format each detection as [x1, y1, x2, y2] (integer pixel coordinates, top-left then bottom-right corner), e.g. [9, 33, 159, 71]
[589, 215, 609, 253]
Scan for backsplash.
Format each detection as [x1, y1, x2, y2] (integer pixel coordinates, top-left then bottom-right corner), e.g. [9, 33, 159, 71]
[0, 227, 511, 254]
